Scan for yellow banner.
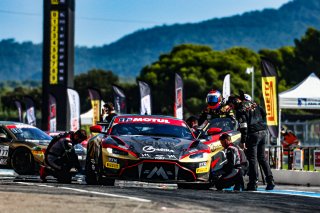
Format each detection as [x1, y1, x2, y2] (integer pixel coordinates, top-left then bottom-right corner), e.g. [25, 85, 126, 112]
[91, 100, 100, 125]
[262, 77, 278, 126]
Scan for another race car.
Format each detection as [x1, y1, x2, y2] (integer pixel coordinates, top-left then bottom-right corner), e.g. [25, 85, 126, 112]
[85, 115, 238, 189]
[0, 122, 52, 175]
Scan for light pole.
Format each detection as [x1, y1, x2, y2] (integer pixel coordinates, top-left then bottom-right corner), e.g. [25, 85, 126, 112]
[246, 67, 254, 101]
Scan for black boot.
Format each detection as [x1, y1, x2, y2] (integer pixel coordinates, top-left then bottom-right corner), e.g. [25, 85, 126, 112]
[246, 181, 257, 191]
[266, 176, 275, 190]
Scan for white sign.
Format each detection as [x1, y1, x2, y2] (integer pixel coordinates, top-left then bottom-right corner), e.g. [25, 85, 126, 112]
[293, 149, 303, 170]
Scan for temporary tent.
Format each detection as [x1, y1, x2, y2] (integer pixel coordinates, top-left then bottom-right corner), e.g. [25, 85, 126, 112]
[80, 108, 93, 125]
[80, 100, 105, 125]
[279, 73, 320, 109]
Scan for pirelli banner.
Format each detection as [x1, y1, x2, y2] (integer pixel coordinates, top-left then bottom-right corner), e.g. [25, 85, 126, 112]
[88, 88, 101, 125]
[261, 57, 279, 138]
[42, 0, 75, 131]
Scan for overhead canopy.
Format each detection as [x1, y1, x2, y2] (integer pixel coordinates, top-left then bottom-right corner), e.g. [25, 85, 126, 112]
[279, 73, 320, 109]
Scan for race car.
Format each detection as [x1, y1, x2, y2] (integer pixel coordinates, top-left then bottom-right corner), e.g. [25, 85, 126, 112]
[0, 121, 52, 175]
[85, 115, 238, 189]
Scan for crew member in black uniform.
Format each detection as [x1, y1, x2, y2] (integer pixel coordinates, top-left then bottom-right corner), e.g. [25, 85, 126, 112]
[40, 129, 87, 183]
[227, 95, 275, 191]
[213, 133, 244, 191]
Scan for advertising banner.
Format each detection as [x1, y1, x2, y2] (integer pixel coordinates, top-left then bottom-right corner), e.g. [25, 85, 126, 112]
[88, 88, 101, 125]
[112, 85, 127, 114]
[222, 74, 230, 100]
[314, 150, 320, 170]
[67, 88, 80, 131]
[24, 97, 36, 126]
[174, 73, 183, 119]
[48, 94, 57, 132]
[293, 149, 303, 170]
[261, 58, 279, 138]
[138, 81, 152, 115]
[14, 100, 23, 122]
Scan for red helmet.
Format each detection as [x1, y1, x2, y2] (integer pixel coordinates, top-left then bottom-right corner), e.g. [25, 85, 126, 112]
[206, 90, 222, 109]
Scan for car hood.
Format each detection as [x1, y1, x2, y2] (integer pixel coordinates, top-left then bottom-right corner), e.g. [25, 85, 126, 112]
[107, 135, 207, 160]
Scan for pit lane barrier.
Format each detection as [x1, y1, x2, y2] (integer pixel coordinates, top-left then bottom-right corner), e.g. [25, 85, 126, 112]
[266, 145, 320, 186]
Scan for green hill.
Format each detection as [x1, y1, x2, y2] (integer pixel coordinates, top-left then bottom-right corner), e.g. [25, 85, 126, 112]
[0, 0, 319, 81]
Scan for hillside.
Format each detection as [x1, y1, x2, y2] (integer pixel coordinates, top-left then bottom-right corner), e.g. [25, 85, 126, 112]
[0, 0, 320, 81]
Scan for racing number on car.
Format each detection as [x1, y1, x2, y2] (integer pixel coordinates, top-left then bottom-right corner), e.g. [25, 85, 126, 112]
[0, 146, 9, 157]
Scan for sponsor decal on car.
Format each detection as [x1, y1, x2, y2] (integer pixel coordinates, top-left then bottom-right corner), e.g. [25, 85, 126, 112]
[142, 145, 174, 153]
[0, 158, 7, 165]
[146, 166, 170, 179]
[0, 145, 9, 157]
[108, 157, 118, 163]
[0, 146, 9, 165]
[105, 162, 120, 169]
[199, 162, 207, 167]
[196, 166, 209, 174]
[118, 117, 171, 124]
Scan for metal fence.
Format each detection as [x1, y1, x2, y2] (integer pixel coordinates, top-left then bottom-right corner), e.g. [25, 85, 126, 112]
[267, 120, 320, 171]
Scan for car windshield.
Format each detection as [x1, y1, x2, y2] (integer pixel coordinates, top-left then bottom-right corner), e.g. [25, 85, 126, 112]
[11, 127, 52, 141]
[207, 118, 237, 132]
[111, 123, 194, 140]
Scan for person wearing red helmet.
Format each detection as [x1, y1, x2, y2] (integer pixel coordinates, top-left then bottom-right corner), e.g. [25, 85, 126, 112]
[198, 89, 234, 126]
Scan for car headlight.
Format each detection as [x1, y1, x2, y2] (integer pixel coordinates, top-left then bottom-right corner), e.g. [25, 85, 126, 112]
[189, 152, 208, 159]
[106, 147, 128, 155]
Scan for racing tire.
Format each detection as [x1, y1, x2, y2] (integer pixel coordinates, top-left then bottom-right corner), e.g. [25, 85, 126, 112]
[97, 153, 115, 186]
[85, 156, 98, 185]
[11, 148, 35, 175]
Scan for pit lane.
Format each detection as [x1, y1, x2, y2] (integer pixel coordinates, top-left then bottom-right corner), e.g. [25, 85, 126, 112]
[0, 171, 320, 212]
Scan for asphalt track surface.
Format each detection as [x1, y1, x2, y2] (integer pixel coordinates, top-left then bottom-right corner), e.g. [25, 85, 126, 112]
[0, 171, 320, 212]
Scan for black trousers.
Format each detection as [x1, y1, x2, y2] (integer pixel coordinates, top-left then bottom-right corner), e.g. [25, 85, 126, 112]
[246, 130, 273, 184]
[215, 169, 244, 190]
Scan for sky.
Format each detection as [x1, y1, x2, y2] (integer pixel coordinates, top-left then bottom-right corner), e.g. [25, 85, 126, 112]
[0, 0, 291, 47]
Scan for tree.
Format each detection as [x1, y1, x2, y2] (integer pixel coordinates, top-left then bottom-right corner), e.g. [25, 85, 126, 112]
[74, 69, 119, 112]
[138, 44, 261, 117]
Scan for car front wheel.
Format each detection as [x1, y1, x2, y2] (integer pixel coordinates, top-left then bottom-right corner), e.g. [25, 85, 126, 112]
[11, 148, 35, 175]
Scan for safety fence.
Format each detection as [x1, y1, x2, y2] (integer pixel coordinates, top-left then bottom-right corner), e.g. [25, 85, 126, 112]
[267, 120, 320, 171]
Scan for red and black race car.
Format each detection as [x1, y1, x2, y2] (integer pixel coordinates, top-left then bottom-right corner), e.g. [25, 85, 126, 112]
[85, 115, 240, 189]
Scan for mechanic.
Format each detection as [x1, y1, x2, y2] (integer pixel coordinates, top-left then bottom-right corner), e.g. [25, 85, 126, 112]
[198, 89, 234, 127]
[40, 129, 87, 183]
[101, 102, 117, 123]
[186, 115, 200, 137]
[281, 127, 300, 169]
[281, 127, 300, 150]
[227, 95, 275, 191]
[213, 133, 244, 191]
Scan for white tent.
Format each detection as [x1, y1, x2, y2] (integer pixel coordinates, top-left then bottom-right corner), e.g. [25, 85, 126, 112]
[80, 108, 93, 125]
[279, 73, 320, 109]
[80, 100, 105, 125]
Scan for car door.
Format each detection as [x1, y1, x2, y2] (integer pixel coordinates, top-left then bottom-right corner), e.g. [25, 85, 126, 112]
[0, 126, 13, 166]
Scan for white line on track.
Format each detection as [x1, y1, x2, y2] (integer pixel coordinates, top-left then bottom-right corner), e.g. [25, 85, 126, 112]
[16, 182, 151, 202]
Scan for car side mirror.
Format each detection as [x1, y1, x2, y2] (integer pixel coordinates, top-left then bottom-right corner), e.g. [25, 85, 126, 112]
[207, 127, 222, 136]
[90, 125, 102, 133]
